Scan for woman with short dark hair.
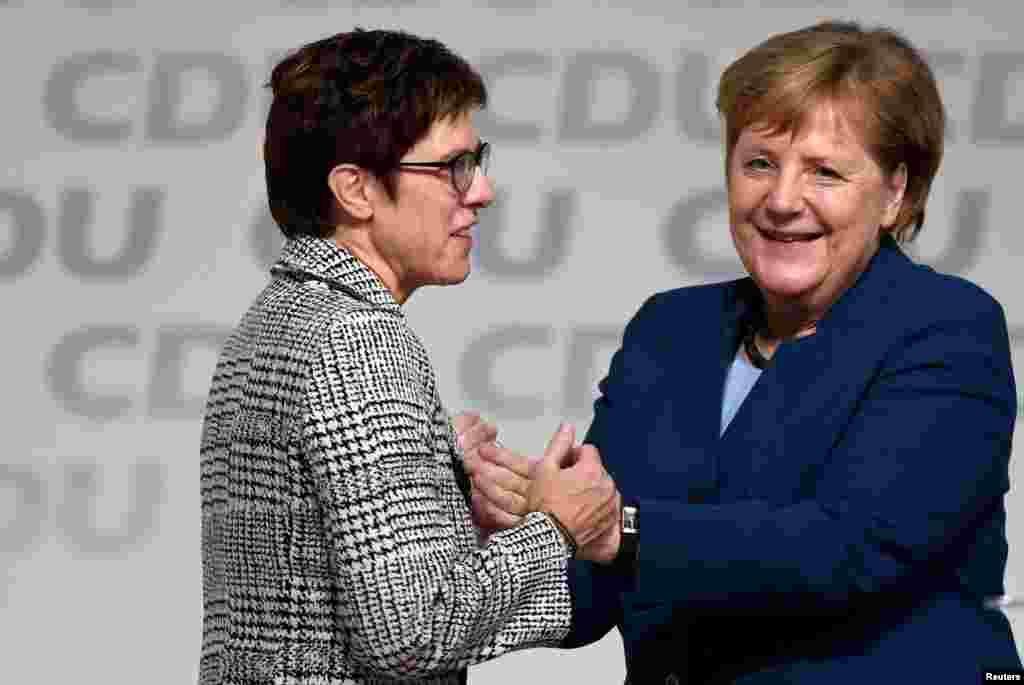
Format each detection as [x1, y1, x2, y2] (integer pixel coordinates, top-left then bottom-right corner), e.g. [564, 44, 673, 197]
[199, 28, 620, 685]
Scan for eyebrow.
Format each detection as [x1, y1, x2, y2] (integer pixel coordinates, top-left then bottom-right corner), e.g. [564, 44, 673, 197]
[740, 141, 855, 169]
[802, 155, 865, 172]
[438, 140, 477, 161]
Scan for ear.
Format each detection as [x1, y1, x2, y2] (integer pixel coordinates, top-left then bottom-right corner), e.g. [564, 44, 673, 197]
[327, 164, 373, 222]
[881, 163, 908, 229]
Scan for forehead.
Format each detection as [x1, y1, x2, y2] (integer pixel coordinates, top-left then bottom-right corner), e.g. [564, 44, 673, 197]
[738, 100, 872, 157]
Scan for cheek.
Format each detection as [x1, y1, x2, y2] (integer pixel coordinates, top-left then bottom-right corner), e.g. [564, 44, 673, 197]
[728, 219, 748, 254]
[821, 210, 880, 272]
[728, 192, 759, 248]
[727, 177, 761, 222]
[823, 197, 874, 241]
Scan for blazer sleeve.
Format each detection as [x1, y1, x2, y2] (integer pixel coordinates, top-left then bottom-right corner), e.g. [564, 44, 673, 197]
[302, 310, 572, 678]
[562, 293, 668, 647]
[614, 289, 1016, 613]
[561, 559, 624, 647]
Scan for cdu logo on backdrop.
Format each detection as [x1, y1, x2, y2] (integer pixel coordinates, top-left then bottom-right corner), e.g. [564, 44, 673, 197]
[6, 17, 1024, 567]
[44, 51, 251, 145]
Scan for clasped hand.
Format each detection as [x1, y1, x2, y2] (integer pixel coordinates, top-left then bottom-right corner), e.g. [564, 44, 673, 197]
[458, 418, 621, 563]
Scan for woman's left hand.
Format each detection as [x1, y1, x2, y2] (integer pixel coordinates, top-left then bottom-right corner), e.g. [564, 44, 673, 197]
[453, 411, 530, 534]
[452, 411, 499, 459]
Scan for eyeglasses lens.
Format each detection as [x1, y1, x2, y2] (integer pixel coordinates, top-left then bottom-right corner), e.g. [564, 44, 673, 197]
[478, 144, 491, 177]
[453, 153, 474, 194]
[452, 143, 490, 194]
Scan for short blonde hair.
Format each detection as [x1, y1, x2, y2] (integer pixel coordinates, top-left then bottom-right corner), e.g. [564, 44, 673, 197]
[717, 20, 945, 241]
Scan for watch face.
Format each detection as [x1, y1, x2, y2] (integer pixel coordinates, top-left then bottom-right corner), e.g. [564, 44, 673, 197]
[622, 506, 639, 534]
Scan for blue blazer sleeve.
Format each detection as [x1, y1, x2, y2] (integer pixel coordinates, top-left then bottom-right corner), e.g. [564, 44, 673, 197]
[562, 293, 670, 646]
[629, 282, 1016, 613]
[562, 560, 623, 647]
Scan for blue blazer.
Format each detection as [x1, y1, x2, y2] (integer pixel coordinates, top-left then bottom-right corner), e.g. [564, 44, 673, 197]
[565, 236, 1019, 683]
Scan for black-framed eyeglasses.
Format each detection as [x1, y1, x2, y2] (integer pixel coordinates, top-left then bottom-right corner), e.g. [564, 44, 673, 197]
[397, 141, 491, 195]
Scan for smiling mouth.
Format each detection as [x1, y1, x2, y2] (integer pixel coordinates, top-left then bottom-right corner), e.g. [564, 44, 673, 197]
[757, 226, 823, 243]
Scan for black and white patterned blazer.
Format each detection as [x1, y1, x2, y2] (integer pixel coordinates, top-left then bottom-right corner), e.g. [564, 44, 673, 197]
[199, 236, 572, 684]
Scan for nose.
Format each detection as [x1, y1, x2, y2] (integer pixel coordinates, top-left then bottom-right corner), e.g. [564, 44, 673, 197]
[463, 168, 495, 208]
[765, 169, 804, 218]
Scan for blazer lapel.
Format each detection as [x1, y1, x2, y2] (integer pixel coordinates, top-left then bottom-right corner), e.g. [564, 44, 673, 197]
[656, 281, 753, 500]
[714, 237, 906, 502]
[717, 326, 838, 500]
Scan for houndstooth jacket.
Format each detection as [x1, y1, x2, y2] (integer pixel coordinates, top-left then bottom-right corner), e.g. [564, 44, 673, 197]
[199, 236, 572, 685]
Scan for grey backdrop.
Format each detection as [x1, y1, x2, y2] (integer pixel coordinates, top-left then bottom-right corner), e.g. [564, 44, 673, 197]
[3, 1, 1023, 683]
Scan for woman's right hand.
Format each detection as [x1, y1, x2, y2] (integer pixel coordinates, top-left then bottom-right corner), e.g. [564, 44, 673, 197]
[470, 424, 621, 562]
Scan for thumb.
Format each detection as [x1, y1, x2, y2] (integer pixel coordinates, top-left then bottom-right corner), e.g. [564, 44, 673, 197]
[537, 422, 575, 471]
[567, 444, 602, 476]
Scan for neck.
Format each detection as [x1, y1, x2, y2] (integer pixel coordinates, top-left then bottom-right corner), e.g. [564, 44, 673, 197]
[330, 229, 411, 305]
[761, 303, 819, 343]
[751, 297, 819, 361]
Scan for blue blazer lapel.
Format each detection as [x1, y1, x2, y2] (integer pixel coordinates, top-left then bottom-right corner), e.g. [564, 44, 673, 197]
[601, 283, 748, 502]
[652, 280, 754, 501]
[715, 237, 907, 502]
[716, 325, 838, 500]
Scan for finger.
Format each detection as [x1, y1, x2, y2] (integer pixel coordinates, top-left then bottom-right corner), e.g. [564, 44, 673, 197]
[576, 485, 620, 547]
[471, 489, 519, 530]
[574, 444, 601, 466]
[472, 490, 522, 530]
[574, 495, 609, 547]
[539, 423, 575, 472]
[452, 411, 480, 438]
[474, 458, 530, 498]
[471, 470, 529, 516]
[565, 445, 604, 482]
[561, 445, 585, 468]
[478, 496, 525, 529]
[478, 443, 532, 478]
[544, 422, 575, 456]
[459, 420, 499, 454]
[461, 450, 480, 477]
[579, 495, 620, 548]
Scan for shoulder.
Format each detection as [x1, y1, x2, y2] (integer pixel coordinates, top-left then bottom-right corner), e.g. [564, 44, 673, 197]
[312, 297, 423, 368]
[628, 279, 739, 328]
[865, 253, 1014, 401]
[875, 252, 1007, 335]
[302, 293, 432, 403]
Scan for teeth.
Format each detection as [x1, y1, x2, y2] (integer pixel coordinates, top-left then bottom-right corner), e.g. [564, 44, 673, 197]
[765, 232, 817, 242]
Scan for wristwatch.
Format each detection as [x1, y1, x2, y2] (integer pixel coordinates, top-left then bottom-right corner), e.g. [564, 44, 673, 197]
[612, 501, 639, 574]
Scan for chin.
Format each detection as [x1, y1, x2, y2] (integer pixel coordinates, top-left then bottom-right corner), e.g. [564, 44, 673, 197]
[754, 269, 824, 302]
[436, 265, 472, 287]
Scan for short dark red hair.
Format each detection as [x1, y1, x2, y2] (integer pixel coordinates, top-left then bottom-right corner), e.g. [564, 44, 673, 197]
[264, 29, 487, 238]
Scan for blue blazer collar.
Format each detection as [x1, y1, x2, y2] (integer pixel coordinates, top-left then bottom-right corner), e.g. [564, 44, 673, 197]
[713, 235, 912, 492]
[724, 233, 908, 346]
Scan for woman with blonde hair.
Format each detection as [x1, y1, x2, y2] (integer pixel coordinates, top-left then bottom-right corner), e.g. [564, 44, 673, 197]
[471, 20, 1020, 683]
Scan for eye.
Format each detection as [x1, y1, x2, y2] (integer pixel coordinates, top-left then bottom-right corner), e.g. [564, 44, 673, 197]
[451, 151, 473, 176]
[815, 166, 844, 181]
[745, 157, 773, 171]
[451, 152, 475, 187]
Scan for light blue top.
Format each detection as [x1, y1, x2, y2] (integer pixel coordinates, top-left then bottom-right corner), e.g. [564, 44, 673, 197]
[720, 348, 763, 435]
